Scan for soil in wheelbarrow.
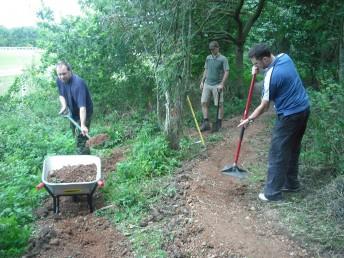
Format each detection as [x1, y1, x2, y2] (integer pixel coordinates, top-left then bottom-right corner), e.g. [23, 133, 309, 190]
[47, 164, 97, 183]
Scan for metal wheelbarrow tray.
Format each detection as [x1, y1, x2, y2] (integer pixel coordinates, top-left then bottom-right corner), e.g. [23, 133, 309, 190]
[37, 155, 104, 214]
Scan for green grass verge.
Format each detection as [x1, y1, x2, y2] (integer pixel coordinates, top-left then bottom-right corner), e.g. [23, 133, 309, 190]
[278, 173, 344, 255]
[0, 50, 41, 70]
[0, 76, 15, 95]
[0, 50, 41, 96]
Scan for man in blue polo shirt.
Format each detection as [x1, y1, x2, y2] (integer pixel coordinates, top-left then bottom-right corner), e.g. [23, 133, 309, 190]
[238, 43, 310, 201]
[56, 61, 93, 155]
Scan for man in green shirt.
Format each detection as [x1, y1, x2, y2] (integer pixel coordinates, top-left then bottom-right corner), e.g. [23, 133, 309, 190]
[200, 41, 229, 132]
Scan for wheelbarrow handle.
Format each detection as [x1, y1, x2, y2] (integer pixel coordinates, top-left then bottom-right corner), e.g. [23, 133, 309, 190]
[64, 115, 91, 139]
[97, 180, 105, 188]
[36, 182, 45, 190]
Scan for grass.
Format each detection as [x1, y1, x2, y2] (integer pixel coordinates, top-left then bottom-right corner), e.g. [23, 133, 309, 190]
[0, 50, 41, 70]
[0, 76, 15, 96]
[98, 175, 175, 257]
[275, 169, 344, 256]
[0, 49, 41, 95]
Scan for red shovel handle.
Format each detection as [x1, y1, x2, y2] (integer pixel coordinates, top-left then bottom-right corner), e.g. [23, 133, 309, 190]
[242, 73, 257, 119]
[233, 73, 257, 164]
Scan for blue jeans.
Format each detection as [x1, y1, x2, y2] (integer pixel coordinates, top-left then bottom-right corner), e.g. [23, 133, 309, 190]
[264, 108, 310, 200]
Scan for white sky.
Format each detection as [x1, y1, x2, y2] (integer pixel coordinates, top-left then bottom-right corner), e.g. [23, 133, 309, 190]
[0, 0, 82, 28]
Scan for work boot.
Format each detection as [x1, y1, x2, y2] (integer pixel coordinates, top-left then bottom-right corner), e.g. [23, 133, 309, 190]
[211, 119, 222, 132]
[200, 119, 210, 132]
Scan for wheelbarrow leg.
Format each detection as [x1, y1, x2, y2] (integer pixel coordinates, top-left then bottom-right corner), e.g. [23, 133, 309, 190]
[88, 184, 98, 213]
[87, 194, 94, 213]
[53, 196, 57, 213]
[54, 196, 60, 214]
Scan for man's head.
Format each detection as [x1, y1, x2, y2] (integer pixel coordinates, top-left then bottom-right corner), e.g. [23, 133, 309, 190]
[248, 43, 273, 70]
[56, 61, 72, 84]
[209, 41, 220, 55]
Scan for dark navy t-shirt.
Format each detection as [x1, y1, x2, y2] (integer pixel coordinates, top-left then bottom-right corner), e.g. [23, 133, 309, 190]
[57, 74, 93, 120]
[262, 54, 309, 116]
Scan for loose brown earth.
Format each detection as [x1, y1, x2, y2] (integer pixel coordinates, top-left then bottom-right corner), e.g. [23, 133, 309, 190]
[47, 164, 97, 183]
[25, 112, 315, 258]
[86, 133, 109, 147]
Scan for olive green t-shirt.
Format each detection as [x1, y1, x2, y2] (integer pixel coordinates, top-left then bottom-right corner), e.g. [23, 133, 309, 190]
[204, 54, 229, 86]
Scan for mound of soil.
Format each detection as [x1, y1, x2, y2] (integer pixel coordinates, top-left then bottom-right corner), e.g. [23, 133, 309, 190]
[47, 164, 97, 183]
[86, 133, 109, 147]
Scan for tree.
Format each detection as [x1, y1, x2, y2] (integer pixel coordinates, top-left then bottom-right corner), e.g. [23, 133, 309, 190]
[0, 26, 37, 47]
[193, 0, 266, 96]
[339, 13, 344, 83]
[249, 0, 344, 88]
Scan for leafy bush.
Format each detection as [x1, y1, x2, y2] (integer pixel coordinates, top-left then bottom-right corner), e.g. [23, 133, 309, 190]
[302, 82, 344, 175]
[0, 216, 30, 257]
[103, 125, 179, 215]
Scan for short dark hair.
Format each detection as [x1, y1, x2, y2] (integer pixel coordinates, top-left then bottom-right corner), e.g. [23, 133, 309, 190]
[209, 41, 220, 49]
[56, 61, 72, 71]
[248, 44, 271, 60]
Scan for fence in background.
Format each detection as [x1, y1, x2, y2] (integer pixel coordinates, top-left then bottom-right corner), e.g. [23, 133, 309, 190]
[0, 47, 42, 51]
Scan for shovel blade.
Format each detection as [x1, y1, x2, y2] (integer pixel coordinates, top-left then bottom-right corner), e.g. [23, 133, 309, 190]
[221, 164, 248, 179]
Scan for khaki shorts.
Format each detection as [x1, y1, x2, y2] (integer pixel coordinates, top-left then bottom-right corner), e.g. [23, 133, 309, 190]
[201, 83, 224, 105]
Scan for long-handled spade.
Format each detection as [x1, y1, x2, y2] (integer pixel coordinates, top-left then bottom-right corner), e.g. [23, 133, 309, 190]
[212, 89, 221, 132]
[221, 73, 257, 178]
[63, 114, 109, 148]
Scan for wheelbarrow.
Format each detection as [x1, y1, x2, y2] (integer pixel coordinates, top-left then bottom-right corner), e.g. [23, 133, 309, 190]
[36, 155, 104, 213]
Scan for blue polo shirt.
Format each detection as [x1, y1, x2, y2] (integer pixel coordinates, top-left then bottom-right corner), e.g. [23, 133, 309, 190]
[57, 74, 93, 120]
[262, 54, 309, 116]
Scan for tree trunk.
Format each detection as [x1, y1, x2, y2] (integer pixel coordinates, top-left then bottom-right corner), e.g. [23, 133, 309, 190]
[229, 0, 265, 97]
[164, 86, 183, 149]
[235, 44, 244, 97]
[339, 18, 344, 83]
[162, 0, 193, 149]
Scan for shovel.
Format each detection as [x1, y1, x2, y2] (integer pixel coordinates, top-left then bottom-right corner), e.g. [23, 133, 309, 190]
[212, 89, 221, 132]
[63, 114, 108, 147]
[221, 73, 257, 178]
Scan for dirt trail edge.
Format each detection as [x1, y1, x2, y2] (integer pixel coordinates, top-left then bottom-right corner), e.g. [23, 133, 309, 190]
[26, 113, 313, 258]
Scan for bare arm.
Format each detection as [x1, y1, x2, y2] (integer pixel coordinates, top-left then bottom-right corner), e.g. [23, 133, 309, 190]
[79, 107, 89, 135]
[58, 96, 67, 114]
[218, 70, 229, 91]
[238, 99, 270, 127]
[200, 69, 207, 89]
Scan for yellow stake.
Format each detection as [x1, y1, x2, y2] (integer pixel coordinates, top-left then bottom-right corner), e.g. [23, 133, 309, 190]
[187, 95, 205, 146]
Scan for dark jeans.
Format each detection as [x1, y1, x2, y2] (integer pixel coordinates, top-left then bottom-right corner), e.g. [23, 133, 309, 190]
[70, 116, 92, 155]
[264, 108, 310, 200]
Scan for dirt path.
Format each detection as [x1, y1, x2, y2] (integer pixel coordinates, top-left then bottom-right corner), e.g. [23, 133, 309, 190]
[25, 113, 314, 258]
[166, 114, 311, 257]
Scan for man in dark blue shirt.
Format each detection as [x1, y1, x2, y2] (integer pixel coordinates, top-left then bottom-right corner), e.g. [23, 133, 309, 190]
[56, 61, 93, 154]
[238, 44, 310, 201]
